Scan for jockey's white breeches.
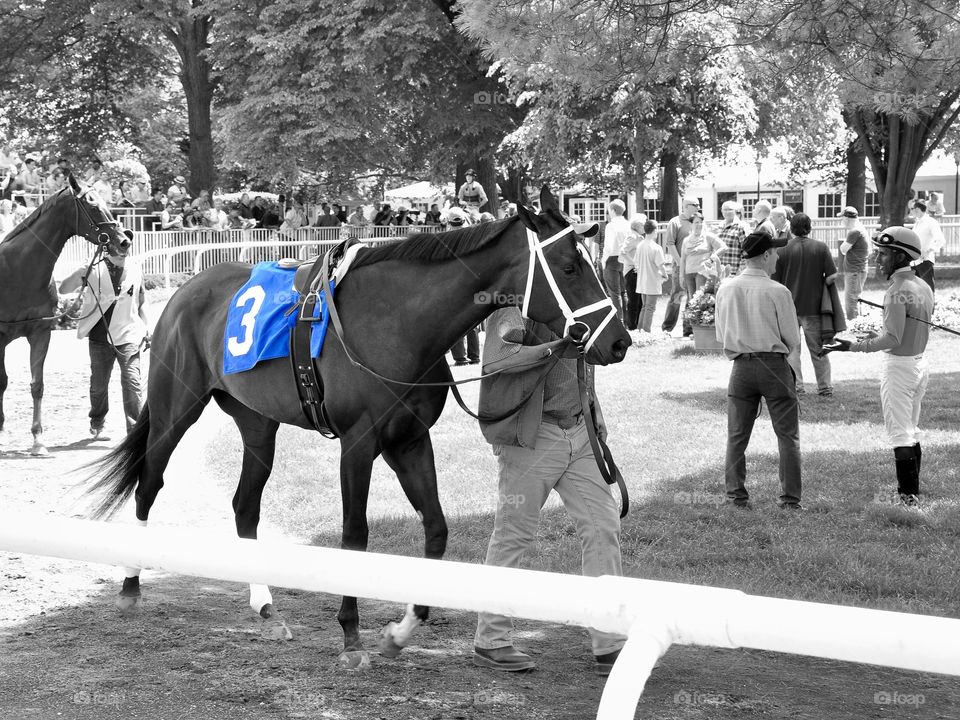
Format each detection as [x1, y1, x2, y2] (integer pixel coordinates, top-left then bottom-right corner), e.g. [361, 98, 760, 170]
[879, 353, 929, 447]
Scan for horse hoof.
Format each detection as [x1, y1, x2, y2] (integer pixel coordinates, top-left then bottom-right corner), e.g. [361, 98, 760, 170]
[378, 623, 405, 658]
[29, 443, 49, 456]
[259, 606, 293, 641]
[337, 650, 371, 672]
[116, 594, 140, 613]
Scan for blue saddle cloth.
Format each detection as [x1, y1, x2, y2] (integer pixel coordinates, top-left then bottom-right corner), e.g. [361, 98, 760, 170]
[223, 262, 334, 375]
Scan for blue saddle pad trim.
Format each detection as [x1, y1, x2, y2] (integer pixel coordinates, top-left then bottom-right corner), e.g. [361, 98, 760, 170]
[223, 262, 334, 375]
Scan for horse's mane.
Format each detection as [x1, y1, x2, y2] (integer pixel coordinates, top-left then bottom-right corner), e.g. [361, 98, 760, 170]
[349, 215, 520, 269]
[0, 188, 68, 247]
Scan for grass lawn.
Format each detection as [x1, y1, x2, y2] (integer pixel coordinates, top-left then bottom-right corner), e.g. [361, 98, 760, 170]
[201, 282, 960, 622]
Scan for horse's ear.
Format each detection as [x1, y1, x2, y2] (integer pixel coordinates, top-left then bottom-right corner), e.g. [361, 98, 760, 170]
[516, 203, 539, 234]
[67, 173, 82, 195]
[539, 185, 559, 212]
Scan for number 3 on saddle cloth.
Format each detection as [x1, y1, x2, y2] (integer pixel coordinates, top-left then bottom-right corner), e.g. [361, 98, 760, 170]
[223, 261, 334, 375]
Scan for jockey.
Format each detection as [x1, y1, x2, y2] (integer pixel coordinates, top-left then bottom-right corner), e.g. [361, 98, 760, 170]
[457, 169, 488, 221]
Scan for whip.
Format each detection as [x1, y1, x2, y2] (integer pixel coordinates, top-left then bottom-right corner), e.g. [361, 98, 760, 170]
[857, 297, 960, 337]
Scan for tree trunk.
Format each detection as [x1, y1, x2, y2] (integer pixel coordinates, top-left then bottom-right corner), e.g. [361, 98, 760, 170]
[844, 138, 867, 214]
[168, 14, 216, 197]
[660, 149, 679, 220]
[850, 110, 921, 228]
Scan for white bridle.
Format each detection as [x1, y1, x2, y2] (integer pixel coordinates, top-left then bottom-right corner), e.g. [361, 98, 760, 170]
[520, 226, 618, 354]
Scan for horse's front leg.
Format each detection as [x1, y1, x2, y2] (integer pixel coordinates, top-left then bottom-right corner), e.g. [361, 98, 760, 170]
[378, 432, 448, 658]
[336, 430, 376, 671]
[27, 330, 50, 455]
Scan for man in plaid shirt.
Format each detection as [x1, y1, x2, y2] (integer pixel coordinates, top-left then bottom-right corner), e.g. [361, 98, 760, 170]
[716, 200, 747, 275]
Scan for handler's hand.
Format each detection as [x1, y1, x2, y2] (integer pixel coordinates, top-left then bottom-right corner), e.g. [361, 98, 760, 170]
[822, 339, 851, 354]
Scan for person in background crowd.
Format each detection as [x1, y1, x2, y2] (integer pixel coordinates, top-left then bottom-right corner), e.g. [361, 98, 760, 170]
[207, 198, 229, 230]
[332, 202, 348, 224]
[144, 189, 166, 231]
[0, 145, 17, 171]
[238, 192, 254, 219]
[716, 200, 747, 276]
[471, 305, 626, 675]
[59, 228, 150, 438]
[824, 227, 933, 507]
[132, 180, 151, 204]
[478, 211, 496, 223]
[837, 206, 871, 319]
[634, 218, 667, 333]
[602, 198, 630, 323]
[715, 231, 801, 510]
[167, 175, 188, 204]
[661, 197, 699, 334]
[393, 207, 414, 228]
[347, 205, 368, 226]
[423, 203, 442, 226]
[458, 169, 488, 219]
[192, 189, 212, 213]
[280, 199, 306, 232]
[752, 200, 776, 237]
[113, 180, 137, 207]
[770, 206, 792, 244]
[0, 199, 16, 239]
[505, 203, 517, 218]
[88, 164, 112, 203]
[772, 213, 838, 397]
[314, 202, 340, 227]
[926, 191, 945, 219]
[56, 157, 72, 177]
[679, 211, 726, 338]
[16, 155, 42, 205]
[251, 196, 267, 226]
[181, 200, 202, 228]
[444, 206, 469, 228]
[374, 203, 394, 226]
[45, 168, 66, 195]
[909, 199, 944, 293]
[619, 212, 646, 331]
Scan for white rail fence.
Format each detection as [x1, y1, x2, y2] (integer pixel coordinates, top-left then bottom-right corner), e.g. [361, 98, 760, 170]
[50, 217, 960, 283]
[0, 514, 957, 720]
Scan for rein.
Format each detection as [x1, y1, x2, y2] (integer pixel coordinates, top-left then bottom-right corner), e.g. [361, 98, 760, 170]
[857, 297, 960, 337]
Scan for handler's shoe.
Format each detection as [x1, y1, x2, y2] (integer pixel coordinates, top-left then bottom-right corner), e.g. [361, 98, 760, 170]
[473, 645, 536, 672]
[899, 493, 921, 508]
[90, 426, 111, 442]
[595, 649, 621, 676]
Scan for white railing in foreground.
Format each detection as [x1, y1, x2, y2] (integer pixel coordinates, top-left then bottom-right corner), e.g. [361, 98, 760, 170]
[0, 514, 957, 720]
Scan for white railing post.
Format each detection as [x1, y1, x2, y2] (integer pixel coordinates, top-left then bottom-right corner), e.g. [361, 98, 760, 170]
[597, 620, 673, 720]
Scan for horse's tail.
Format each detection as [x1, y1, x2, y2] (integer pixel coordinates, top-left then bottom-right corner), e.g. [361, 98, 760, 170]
[84, 405, 150, 520]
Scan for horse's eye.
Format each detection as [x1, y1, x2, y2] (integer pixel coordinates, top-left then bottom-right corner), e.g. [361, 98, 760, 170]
[563, 264, 576, 276]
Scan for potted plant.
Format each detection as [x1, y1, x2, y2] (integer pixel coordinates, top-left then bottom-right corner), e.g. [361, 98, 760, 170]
[683, 276, 724, 352]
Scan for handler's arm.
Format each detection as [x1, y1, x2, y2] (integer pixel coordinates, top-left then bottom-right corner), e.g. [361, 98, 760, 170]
[851, 298, 903, 353]
[58, 267, 88, 294]
[482, 308, 574, 374]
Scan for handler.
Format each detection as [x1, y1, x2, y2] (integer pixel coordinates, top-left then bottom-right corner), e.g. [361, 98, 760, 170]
[715, 231, 802, 509]
[472, 306, 626, 675]
[823, 227, 933, 506]
[60, 229, 150, 438]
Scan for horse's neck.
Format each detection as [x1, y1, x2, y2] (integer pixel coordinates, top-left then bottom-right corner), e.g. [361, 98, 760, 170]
[1, 197, 74, 292]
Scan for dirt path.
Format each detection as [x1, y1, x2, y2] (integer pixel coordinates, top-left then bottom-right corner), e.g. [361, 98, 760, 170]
[1, 327, 958, 720]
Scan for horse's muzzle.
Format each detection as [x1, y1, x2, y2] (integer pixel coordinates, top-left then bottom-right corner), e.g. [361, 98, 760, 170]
[610, 338, 629, 362]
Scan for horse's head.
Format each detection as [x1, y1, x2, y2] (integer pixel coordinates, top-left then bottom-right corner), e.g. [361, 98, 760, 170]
[66, 173, 127, 256]
[515, 186, 630, 365]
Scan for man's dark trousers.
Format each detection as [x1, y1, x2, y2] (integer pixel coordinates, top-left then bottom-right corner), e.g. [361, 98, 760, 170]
[725, 353, 801, 505]
[623, 269, 642, 330]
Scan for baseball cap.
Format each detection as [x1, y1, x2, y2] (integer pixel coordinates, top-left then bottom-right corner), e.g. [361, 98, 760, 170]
[839, 206, 858, 218]
[465, 168, 476, 176]
[874, 226, 921, 260]
[741, 230, 788, 258]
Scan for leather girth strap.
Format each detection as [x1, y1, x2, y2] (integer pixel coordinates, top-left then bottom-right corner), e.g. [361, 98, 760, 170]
[289, 244, 352, 439]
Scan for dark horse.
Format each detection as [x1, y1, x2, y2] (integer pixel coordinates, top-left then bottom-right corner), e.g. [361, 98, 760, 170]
[86, 186, 630, 668]
[0, 176, 128, 455]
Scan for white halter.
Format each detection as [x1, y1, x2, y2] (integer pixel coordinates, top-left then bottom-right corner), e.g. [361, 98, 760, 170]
[520, 226, 618, 353]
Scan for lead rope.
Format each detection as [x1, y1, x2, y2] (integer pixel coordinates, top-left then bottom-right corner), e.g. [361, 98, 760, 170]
[577, 355, 629, 518]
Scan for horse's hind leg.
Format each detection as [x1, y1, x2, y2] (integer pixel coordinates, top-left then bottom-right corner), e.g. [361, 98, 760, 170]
[118, 380, 212, 611]
[213, 393, 291, 640]
[377, 432, 448, 658]
[336, 429, 377, 670]
[0, 341, 8, 444]
[27, 330, 50, 455]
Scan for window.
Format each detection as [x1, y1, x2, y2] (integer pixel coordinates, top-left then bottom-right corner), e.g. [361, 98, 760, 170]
[783, 190, 803, 214]
[570, 200, 586, 221]
[716, 192, 737, 220]
[817, 193, 842, 218]
[587, 201, 607, 223]
[864, 191, 880, 217]
[643, 198, 660, 221]
[740, 197, 758, 218]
